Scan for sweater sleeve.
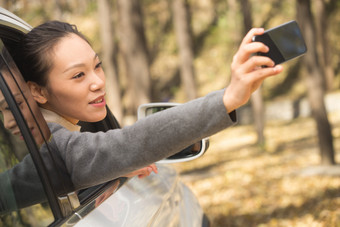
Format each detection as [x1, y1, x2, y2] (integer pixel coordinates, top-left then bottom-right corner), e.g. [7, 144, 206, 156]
[47, 90, 236, 189]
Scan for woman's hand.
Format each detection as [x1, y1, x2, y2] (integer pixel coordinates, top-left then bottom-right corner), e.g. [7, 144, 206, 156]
[123, 164, 158, 179]
[223, 28, 283, 113]
[95, 164, 158, 207]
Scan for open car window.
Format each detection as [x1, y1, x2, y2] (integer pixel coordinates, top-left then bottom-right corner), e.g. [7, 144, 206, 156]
[0, 41, 54, 226]
[0, 38, 127, 226]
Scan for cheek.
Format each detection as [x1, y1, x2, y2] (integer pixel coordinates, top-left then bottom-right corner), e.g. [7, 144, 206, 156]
[97, 70, 106, 85]
[3, 112, 15, 127]
[101, 72, 106, 83]
[48, 86, 84, 106]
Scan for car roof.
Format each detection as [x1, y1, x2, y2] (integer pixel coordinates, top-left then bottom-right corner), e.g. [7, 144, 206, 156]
[0, 7, 32, 62]
[0, 7, 31, 33]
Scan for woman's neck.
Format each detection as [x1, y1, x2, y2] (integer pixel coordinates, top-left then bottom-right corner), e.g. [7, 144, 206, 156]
[40, 105, 79, 125]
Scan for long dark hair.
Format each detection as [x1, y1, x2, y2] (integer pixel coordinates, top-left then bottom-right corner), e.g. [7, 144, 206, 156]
[13, 21, 90, 86]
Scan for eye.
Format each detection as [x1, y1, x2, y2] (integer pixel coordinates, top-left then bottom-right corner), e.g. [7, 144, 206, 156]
[95, 61, 103, 69]
[72, 72, 85, 79]
[17, 101, 24, 109]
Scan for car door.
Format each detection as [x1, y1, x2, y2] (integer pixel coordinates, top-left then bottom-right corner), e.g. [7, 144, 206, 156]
[0, 10, 127, 226]
[0, 42, 129, 227]
[0, 7, 210, 227]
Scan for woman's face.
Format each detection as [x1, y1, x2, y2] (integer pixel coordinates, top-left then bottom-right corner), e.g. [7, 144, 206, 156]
[0, 92, 48, 145]
[41, 34, 107, 124]
[0, 69, 50, 146]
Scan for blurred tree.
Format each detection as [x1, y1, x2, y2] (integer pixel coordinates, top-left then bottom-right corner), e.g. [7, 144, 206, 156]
[53, 0, 69, 20]
[172, 0, 197, 100]
[0, 0, 13, 11]
[97, 0, 123, 123]
[117, 0, 151, 117]
[315, 0, 338, 91]
[297, 0, 335, 165]
[0, 123, 16, 166]
[239, 0, 265, 145]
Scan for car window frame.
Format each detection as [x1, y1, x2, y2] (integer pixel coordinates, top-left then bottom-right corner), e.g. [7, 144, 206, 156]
[0, 44, 64, 220]
[0, 7, 131, 225]
[0, 42, 129, 226]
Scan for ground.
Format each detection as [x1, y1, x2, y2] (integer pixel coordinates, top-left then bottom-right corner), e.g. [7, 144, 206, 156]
[173, 112, 340, 227]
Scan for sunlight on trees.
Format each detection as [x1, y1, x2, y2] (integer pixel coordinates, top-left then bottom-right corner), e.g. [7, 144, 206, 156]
[3, 0, 340, 225]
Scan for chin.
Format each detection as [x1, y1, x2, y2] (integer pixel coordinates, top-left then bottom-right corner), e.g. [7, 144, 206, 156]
[88, 110, 107, 122]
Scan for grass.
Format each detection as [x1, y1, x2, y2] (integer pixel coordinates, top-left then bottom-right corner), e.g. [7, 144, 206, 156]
[173, 112, 340, 227]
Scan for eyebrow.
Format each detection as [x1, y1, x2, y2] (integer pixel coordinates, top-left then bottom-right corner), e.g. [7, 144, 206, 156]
[62, 53, 99, 73]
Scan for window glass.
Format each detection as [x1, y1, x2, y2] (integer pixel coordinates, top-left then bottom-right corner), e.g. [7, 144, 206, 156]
[0, 45, 54, 226]
[0, 40, 126, 226]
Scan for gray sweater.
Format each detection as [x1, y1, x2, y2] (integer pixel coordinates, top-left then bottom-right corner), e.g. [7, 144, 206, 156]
[0, 90, 236, 213]
[47, 89, 236, 189]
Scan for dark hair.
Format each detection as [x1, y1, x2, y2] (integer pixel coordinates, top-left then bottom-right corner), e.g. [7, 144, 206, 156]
[14, 21, 89, 86]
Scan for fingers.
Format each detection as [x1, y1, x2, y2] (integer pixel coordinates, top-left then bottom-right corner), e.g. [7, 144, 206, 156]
[233, 28, 270, 66]
[248, 64, 283, 82]
[136, 168, 149, 179]
[236, 56, 274, 75]
[232, 27, 282, 77]
[138, 174, 147, 179]
[233, 42, 270, 67]
[241, 28, 264, 46]
[137, 164, 158, 179]
[223, 27, 284, 113]
[237, 64, 283, 89]
[149, 164, 158, 174]
[223, 64, 283, 112]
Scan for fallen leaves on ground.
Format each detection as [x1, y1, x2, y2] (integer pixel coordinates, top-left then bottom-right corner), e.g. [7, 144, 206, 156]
[173, 113, 340, 227]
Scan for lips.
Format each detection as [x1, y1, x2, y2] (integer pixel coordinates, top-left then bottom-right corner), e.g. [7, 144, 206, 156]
[90, 98, 103, 104]
[12, 130, 21, 136]
[89, 95, 104, 104]
[12, 130, 23, 140]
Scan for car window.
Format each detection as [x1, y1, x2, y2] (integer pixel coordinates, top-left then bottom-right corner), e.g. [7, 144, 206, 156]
[0, 43, 54, 226]
[0, 109, 54, 226]
[0, 39, 128, 226]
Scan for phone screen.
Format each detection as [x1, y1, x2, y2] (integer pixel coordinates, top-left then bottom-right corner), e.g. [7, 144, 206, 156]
[252, 21, 307, 65]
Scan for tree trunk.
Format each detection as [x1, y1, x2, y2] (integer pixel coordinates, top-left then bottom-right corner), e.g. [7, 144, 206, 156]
[240, 0, 265, 145]
[172, 0, 197, 100]
[54, 0, 65, 20]
[98, 0, 123, 123]
[315, 0, 335, 91]
[117, 0, 151, 117]
[296, 0, 335, 165]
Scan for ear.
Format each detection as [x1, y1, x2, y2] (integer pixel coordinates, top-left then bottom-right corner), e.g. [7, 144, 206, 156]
[27, 81, 48, 104]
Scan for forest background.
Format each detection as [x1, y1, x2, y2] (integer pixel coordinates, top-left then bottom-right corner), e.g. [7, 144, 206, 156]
[3, 0, 340, 226]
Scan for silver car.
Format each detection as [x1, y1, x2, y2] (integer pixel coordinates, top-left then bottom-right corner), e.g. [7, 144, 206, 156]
[0, 7, 209, 227]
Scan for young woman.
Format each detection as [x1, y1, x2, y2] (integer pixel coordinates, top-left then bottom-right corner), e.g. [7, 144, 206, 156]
[12, 21, 283, 190]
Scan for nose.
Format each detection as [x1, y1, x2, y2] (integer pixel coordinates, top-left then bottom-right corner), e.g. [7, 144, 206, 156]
[89, 72, 105, 92]
[3, 111, 17, 131]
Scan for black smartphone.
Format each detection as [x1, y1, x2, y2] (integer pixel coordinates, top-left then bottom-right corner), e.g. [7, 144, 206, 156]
[252, 20, 307, 65]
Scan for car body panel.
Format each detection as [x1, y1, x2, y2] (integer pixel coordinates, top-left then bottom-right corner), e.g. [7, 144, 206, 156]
[0, 7, 31, 33]
[73, 165, 203, 227]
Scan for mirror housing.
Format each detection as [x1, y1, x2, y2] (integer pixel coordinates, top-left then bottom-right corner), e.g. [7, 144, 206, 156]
[137, 103, 209, 164]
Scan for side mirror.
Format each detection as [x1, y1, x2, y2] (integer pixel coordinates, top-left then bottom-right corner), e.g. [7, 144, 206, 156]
[137, 103, 209, 164]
